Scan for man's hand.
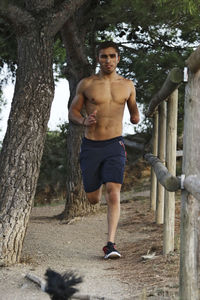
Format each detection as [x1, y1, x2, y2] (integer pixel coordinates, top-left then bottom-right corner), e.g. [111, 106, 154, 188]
[84, 110, 97, 126]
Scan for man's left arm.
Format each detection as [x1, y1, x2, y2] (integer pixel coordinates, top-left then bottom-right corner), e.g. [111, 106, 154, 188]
[127, 81, 140, 124]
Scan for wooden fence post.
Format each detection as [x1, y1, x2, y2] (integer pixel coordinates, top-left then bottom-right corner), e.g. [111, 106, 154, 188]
[150, 111, 158, 211]
[156, 101, 167, 224]
[163, 89, 178, 254]
[179, 70, 200, 300]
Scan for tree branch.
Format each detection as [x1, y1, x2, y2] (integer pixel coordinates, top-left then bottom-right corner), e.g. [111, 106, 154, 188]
[61, 14, 93, 107]
[0, 3, 35, 29]
[48, 0, 89, 37]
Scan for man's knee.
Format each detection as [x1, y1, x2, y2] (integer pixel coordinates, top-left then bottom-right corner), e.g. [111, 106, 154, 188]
[106, 182, 121, 194]
[105, 182, 121, 205]
[86, 189, 101, 205]
[87, 195, 100, 205]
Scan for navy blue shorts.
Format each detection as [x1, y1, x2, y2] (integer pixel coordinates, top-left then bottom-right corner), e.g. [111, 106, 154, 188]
[80, 136, 126, 193]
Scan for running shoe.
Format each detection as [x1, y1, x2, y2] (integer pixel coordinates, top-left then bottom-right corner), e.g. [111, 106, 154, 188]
[103, 241, 121, 259]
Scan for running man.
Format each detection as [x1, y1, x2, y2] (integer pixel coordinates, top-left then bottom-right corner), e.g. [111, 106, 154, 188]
[69, 41, 140, 259]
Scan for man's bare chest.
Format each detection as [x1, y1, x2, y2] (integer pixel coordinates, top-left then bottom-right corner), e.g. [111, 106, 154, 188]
[84, 81, 130, 105]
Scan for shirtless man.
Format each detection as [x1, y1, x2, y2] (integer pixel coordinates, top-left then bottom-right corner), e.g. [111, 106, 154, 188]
[69, 41, 140, 259]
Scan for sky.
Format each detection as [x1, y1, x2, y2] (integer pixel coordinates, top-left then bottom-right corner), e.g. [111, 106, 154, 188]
[0, 78, 138, 141]
[0, 78, 69, 141]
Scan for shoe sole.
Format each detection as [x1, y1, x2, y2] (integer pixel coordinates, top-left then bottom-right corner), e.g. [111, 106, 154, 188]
[104, 251, 121, 259]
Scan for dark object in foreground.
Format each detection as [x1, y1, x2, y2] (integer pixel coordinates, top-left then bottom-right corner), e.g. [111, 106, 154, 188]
[26, 268, 112, 299]
[45, 268, 82, 300]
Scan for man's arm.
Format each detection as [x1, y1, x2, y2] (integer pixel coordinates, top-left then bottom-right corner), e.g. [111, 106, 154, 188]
[127, 81, 140, 124]
[68, 79, 97, 126]
[68, 79, 86, 125]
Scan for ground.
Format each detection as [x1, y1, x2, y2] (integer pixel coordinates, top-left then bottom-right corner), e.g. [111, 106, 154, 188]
[0, 160, 181, 299]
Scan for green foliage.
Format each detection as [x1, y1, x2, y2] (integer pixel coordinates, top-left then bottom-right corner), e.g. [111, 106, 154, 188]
[0, 18, 17, 87]
[0, 0, 199, 205]
[53, 35, 67, 79]
[158, 0, 200, 14]
[35, 123, 69, 205]
[1, 0, 200, 138]
[92, 0, 200, 133]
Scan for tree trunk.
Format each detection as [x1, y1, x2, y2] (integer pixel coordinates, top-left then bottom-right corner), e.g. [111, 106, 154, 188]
[0, 0, 90, 267]
[0, 30, 54, 265]
[60, 16, 99, 220]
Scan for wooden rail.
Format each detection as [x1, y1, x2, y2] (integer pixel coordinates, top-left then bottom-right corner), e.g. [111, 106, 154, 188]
[144, 153, 180, 192]
[186, 45, 200, 73]
[183, 175, 200, 201]
[144, 44, 200, 299]
[145, 67, 183, 117]
[179, 65, 200, 300]
[145, 154, 200, 203]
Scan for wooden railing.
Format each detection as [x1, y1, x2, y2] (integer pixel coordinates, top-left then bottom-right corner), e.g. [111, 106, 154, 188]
[144, 45, 200, 300]
[145, 82, 179, 251]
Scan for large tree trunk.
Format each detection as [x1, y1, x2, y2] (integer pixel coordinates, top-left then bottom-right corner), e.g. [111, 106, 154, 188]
[0, 0, 88, 266]
[0, 30, 54, 266]
[61, 15, 99, 220]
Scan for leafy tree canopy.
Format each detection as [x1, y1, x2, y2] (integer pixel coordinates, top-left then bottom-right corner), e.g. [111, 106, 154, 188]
[1, 0, 200, 122]
[89, 0, 200, 133]
[51, 0, 200, 108]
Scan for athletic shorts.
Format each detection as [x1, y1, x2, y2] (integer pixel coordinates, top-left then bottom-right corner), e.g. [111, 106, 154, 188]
[80, 136, 126, 193]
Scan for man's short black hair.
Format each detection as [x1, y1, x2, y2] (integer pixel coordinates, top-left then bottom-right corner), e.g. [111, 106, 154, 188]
[97, 41, 120, 57]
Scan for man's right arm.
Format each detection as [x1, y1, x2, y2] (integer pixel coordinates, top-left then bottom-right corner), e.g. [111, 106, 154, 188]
[68, 80, 86, 125]
[68, 79, 97, 127]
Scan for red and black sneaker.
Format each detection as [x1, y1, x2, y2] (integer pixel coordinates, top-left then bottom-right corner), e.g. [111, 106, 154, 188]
[103, 242, 121, 259]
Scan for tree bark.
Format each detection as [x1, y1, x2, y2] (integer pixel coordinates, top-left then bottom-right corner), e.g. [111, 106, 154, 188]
[61, 14, 99, 220]
[0, 0, 88, 265]
[0, 28, 55, 266]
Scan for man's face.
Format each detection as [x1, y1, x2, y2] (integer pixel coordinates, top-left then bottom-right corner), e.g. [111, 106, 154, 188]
[97, 47, 120, 74]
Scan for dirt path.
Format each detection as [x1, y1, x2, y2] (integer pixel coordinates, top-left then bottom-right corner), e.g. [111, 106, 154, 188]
[0, 187, 180, 300]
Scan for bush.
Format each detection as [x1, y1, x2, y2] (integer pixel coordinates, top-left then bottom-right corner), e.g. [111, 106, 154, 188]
[35, 123, 68, 206]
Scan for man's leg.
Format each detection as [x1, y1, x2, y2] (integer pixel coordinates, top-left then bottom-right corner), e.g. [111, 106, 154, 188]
[105, 182, 121, 243]
[86, 186, 102, 205]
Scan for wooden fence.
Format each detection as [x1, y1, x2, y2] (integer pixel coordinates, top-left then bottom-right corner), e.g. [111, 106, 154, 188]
[144, 45, 200, 300]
